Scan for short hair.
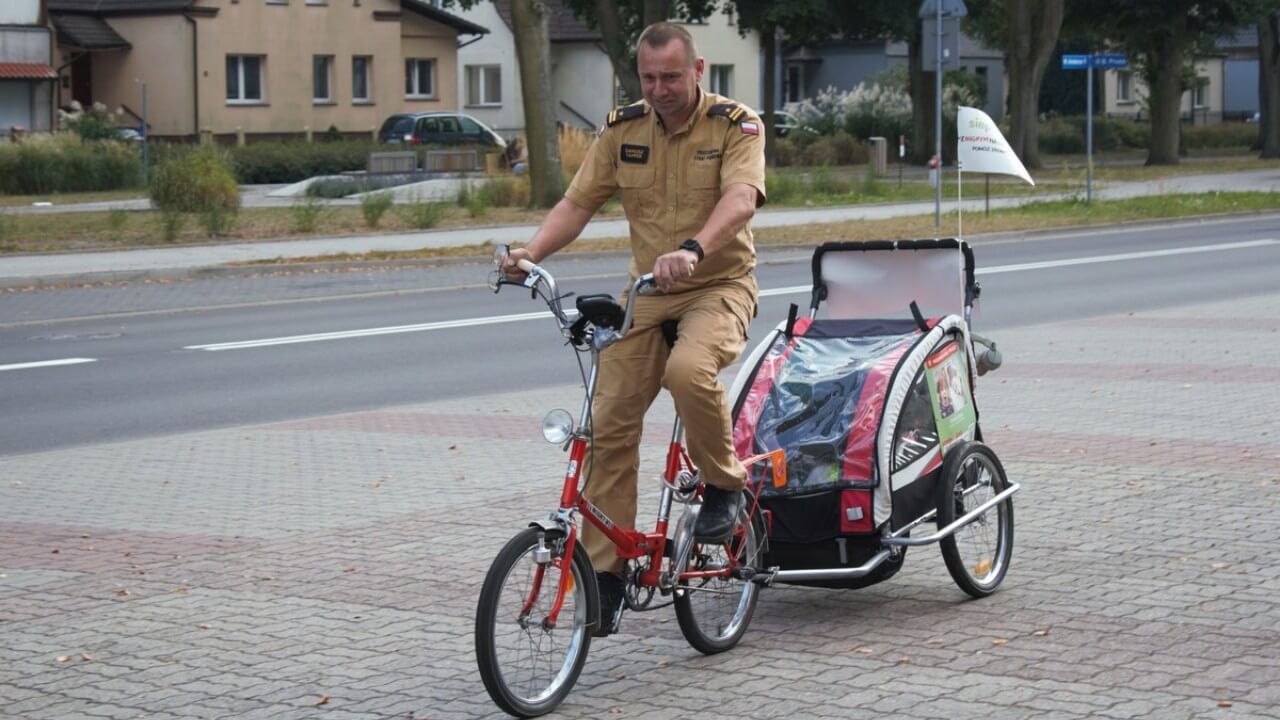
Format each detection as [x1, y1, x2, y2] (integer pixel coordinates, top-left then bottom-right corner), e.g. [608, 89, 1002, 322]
[637, 22, 699, 66]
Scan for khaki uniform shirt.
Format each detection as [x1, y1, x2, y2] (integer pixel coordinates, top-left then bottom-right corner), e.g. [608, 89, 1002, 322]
[565, 89, 767, 293]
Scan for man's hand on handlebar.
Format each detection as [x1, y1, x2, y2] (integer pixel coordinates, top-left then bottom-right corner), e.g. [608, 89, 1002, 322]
[652, 249, 699, 293]
[501, 247, 536, 282]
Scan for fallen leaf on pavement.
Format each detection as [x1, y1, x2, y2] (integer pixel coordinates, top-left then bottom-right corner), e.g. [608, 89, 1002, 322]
[1218, 700, 1233, 708]
[343, 566, 358, 573]
[1032, 629, 1050, 637]
[80, 652, 93, 661]
[855, 647, 874, 655]
[316, 696, 331, 706]
[992, 639, 1008, 646]
[197, 624, 211, 630]
[56, 655, 72, 663]
[115, 589, 129, 598]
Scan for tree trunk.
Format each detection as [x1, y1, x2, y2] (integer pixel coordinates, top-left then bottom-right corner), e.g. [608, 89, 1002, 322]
[908, 28, 933, 165]
[1145, 23, 1189, 166]
[1260, 13, 1280, 158]
[593, 0, 639, 104]
[641, 0, 668, 28]
[761, 24, 777, 166]
[512, 0, 566, 207]
[1004, 0, 1063, 170]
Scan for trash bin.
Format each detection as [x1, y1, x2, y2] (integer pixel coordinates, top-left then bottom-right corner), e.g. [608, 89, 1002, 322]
[867, 136, 888, 177]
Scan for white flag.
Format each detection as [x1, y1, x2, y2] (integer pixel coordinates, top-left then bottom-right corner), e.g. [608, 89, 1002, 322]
[957, 107, 1034, 186]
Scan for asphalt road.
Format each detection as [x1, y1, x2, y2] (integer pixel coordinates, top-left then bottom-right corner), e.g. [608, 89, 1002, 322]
[1, 214, 1278, 457]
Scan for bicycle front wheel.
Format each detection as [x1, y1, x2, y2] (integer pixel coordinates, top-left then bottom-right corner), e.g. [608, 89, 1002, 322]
[475, 527, 596, 718]
[673, 501, 765, 655]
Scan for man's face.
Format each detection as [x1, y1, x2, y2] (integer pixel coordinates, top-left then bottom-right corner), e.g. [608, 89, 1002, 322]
[637, 39, 704, 122]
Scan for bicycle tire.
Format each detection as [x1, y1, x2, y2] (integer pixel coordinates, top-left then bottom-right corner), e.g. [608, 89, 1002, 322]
[936, 441, 1014, 598]
[673, 502, 765, 655]
[475, 527, 596, 718]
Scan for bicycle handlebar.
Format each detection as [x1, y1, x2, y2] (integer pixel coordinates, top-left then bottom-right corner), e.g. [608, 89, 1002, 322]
[497, 248, 653, 346]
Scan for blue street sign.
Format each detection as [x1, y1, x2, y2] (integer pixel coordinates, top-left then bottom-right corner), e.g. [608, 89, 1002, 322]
[1062, 53, 1129, 70]
[1094, 54, 1129, 69]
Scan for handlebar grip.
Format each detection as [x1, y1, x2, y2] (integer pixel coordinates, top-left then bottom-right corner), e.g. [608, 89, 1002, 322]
[516, 258, 536, 273]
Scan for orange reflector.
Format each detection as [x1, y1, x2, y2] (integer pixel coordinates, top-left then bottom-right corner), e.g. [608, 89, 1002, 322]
[565, 573, 575, 593]
[974, 559, 992, 575]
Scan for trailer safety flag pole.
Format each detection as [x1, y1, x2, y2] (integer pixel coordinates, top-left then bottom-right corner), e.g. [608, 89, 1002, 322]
[956, 106, 1034, 238]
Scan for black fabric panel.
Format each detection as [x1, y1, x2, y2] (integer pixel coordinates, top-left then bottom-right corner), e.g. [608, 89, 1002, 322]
[891, 466, 941, 531]
[803, 318, 922, 339]
[760, 491, 842, 544]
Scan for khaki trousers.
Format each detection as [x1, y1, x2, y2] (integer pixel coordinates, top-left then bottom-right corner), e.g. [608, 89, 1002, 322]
[582, 274, 757, 575]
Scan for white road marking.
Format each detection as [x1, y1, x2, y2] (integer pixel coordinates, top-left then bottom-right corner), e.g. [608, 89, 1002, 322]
[185, 309, 578, 352]
[0, 357, 97, 372]
[187, 239, 1279, 352]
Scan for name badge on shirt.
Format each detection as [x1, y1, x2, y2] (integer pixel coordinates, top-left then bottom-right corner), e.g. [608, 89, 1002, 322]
[620, 144, 650, 164]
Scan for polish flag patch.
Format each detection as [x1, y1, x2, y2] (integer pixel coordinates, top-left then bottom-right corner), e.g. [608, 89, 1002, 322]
[740, 121, 760, 136]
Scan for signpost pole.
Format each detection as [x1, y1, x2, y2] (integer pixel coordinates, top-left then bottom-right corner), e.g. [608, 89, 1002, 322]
[934, 0, 942, 229]
[1086, 59, 1093, 204]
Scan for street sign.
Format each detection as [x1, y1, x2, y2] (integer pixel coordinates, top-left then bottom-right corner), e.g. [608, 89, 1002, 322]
[1061, 54, 1089, 70]
[1094, 54, 1129, 69]
[1062, 53, 1129, 70]
[918, 0, 968, 17]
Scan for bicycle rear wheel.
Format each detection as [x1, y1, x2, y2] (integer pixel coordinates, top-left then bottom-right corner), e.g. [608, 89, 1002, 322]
[673, 501, 765, 655]
[475, 527, 596, 718]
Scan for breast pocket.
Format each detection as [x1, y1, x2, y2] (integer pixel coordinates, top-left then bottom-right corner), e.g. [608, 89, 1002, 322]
[617, 167, 656, 219]
[687, 162, 721, 211]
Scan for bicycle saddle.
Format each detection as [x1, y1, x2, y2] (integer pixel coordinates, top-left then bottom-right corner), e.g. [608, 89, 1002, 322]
[575, 294, 625, 330]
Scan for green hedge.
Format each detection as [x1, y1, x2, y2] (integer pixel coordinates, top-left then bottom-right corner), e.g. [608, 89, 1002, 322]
[0, 135, 142, 195]
[228, 141, 382, 184]
[1038, 115, 1254, 154]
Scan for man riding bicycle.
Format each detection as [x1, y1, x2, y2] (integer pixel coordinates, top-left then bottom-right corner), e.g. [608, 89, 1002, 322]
[502, 21, 766, 638]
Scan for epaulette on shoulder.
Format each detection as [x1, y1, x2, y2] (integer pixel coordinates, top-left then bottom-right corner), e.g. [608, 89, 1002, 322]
[708, 103, 748, 124]
[606, 103, 649, 127]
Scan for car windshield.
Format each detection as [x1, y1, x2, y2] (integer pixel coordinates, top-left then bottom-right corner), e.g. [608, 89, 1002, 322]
[380, 116, 415, 136]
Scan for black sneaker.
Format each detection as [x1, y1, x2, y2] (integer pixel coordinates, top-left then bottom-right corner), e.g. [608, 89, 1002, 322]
[593, 572, 625, 637]
[694, 486, 744, 543]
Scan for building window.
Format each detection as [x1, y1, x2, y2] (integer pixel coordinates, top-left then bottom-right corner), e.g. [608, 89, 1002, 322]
[709, 64, 733, 96]
[1193, 76, 1208, 108]
[306, 0, 326, 4]
[313, 55, 333, 103]
[226, 55, 264, 103]
[1117, 71, 1132, 103]
[405, 58, 435, 98]
[466, 65, 501, 106]
[353, 56, 372, 103]
[785, 64, 803, 103]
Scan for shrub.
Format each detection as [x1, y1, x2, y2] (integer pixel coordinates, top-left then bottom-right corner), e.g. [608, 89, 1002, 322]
[765, 169, 803, 203]
[149, 146, 240, 213]
[199, 206, 237, 237]
[0, 134, 141, 195]
[60, 102, 124, 142]
[799, 132, 866, 167]
[306, 178, 365, 199]
[809, 167, 852, 196]
[842, 83, 913, 142]
[228, 141, 382, 184]
[290, 196, 328, 233]
[157, 210, 186, 243]
[478, 177, 528, 207]
[772, 138, 801, 167]
[361, 191, 394, 228]
[107, 209, 129, 239]
[1185, 122, 1257, 149]
[399, 197, 448, 229]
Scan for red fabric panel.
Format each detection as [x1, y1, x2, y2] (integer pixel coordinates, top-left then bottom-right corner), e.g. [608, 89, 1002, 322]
[839, 489, 873, 534]
[732, 317, 812, 460]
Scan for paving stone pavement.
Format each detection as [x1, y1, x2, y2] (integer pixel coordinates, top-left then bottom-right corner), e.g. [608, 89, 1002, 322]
[2, 291, 1278, 720]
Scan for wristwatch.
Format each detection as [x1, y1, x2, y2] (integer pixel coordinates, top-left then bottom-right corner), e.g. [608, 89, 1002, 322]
[679, 238, 704, 262]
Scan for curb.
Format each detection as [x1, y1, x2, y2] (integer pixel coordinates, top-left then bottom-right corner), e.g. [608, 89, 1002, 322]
[4, 209, 1278, 291]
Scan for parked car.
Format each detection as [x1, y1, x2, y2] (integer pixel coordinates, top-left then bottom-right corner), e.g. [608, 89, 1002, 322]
[754, 109, 805, 137]
[378, 112, 507, 148]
